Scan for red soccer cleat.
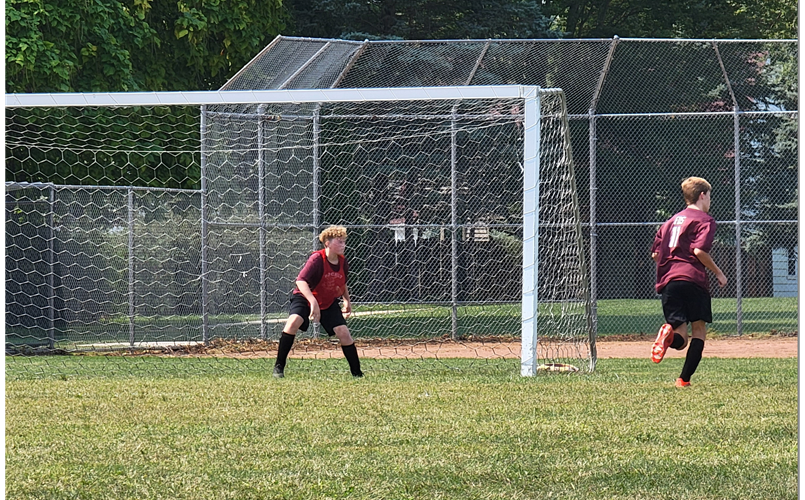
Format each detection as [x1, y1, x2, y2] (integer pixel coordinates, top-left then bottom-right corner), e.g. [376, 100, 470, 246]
[651, 323, 674, 363]
[675, 378, 691, 388]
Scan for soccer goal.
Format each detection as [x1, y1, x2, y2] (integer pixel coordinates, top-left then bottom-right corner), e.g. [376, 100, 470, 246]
[6, 86, 594, 376]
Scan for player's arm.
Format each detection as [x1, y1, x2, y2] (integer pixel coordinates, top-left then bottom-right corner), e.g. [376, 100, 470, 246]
[651, 227, 663, 263]
[296, 280, 321, 321]
[693, 248, 728, 287]
[341, 284, 352, 319]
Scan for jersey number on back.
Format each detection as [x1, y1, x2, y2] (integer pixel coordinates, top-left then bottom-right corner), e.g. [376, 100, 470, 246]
[668, 216, 686, 249]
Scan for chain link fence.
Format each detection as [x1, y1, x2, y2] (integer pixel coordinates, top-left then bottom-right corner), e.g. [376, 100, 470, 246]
[7, 88, 596, 376]
[225, 36, 797, 337]
[6, 37, 797, 372]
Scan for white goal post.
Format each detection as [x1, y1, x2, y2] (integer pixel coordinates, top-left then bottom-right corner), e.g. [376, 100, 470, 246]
[6, 86, 533, 107]
[6, 85, 594, 376]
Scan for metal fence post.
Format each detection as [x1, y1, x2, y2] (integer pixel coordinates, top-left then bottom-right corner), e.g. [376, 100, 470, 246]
[588, 110, 598, 339]
[715, 40, 744, 336]
[128, 188, 135, 347]
[200, 105, 209, 345]
[586, 36, 618, 342]
[312, 107, 321, 339]
[48, 186, 56, 350]
[734, 109, 743, 335]
[258, 104, 267, 341]
[313, 108, 321, 241]
[450, 108, 459, 340]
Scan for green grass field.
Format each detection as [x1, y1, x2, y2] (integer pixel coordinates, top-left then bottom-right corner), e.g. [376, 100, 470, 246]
[6, 297, 797, 348]
[6, 357, 797, 500]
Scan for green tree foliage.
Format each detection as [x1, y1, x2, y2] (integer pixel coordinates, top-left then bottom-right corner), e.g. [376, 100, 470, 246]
[286, 0, 558, 40]
[6, 0, 156, 92]
[6, 0, 286, 190]
[545, 0, 798, 39]
[6, 0, 286, 93]
[5, 0, 797, 303]
[142, 0, 287, 90]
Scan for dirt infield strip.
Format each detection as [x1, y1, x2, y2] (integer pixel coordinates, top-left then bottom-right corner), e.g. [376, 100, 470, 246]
[282, 337, 798, 360]
[122, 336, 797, 359]
[595, 337, 797, 359]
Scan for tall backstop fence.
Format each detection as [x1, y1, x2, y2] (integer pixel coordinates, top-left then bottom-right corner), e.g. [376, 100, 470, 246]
[220, 36, 797, 337]
[6, 86, 595, 376]
[5, 38, 798, 378]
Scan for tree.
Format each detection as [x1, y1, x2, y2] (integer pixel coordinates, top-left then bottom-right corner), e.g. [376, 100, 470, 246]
[544, 0, 797, 39]
[286, 0, 558, 40]
[6, 0, 287, 93]
[7, 0, 288, 191]
[6, 0, 157, 92]
[141, 0, 287, 91]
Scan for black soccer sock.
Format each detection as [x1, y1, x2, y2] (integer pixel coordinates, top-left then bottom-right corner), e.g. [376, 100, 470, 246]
[670, 333, 685, 350]
[341, 343, 363, 376]
[275, 332, 296, 369]
[679, 338, 704, 382]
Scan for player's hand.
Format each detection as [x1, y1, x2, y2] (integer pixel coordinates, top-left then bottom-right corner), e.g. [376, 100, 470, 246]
[310, 301, 321, 322]
[342, 300, 352, 319]
[716, 271, 728, 288]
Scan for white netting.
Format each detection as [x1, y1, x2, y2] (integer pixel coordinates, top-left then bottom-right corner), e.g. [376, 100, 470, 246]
[6, 89, 593, 377]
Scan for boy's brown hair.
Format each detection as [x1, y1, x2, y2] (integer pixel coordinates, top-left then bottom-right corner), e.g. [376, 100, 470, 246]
[319, 225, 347, 244]
[681, 177, 712, 205]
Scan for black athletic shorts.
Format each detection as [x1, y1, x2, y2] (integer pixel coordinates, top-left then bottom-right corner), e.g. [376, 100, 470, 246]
[660, 280, 712, 329]
[288, 292, 346, 336]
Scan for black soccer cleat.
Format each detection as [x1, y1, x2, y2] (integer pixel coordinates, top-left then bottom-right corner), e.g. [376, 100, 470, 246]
[352, 371, 364, 378]
[273, 365, 285, 378]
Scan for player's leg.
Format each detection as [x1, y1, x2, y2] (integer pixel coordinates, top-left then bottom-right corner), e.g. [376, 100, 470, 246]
[333, 325, 363, 378]
[654, 282, 689, 363]
[677, 320, 706, 386]
[676, 284, 711, 386]
[274, 314, 304, 378]
[320, 303, 363, 377]
[689, 320, 707, 342]
[332, 324, 354, 345]
[282, 314, 304, 335]
[671, 323, 689, 349]
[274, 295, 311, 378]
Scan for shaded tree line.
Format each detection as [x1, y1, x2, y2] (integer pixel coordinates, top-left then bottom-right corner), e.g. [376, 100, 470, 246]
[7, 0, 796, 93]
[6, 0, 287, 93]
[5, 0, 797, 322]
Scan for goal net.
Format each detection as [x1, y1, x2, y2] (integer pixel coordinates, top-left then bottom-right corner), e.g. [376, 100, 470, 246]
[5, 86, 593, 377]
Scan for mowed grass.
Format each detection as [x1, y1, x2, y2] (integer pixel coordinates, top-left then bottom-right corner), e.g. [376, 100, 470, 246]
[7, 296, 797, 348]
[6, 357, 797, 500]
[596, 297, 798, 336]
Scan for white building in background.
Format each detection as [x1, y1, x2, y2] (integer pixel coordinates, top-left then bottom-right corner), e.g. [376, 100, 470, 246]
[772, 247, 797, 297]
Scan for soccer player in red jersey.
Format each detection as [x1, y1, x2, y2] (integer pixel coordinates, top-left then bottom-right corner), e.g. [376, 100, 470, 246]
[650, 177, 728, 387]
[273, 226, 363, 378]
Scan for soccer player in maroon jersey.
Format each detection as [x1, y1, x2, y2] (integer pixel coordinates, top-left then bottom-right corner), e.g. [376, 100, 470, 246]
[650, 177, 728, 387]
[273, 226, 363, 378]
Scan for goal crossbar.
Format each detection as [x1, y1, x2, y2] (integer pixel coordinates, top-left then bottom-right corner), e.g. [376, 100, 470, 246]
[5, 85, 547, 108]
[5, 85, 592, 377]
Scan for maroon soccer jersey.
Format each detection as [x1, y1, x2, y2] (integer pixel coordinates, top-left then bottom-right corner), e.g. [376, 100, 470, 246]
[651, 207, 716, 293]
[293, 249, 348, 309]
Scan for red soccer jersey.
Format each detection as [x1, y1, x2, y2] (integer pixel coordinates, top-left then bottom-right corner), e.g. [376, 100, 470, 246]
[293, 249, 347, 310]
[651, 207, 716, 293]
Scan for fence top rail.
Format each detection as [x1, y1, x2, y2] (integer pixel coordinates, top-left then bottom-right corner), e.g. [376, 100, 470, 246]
[5, 182, 200, 195]
[276, 35, 797, 44]
[597, 220, 799, 226]
[581, 110, 798, 119]
[5, 86, 549, 108]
